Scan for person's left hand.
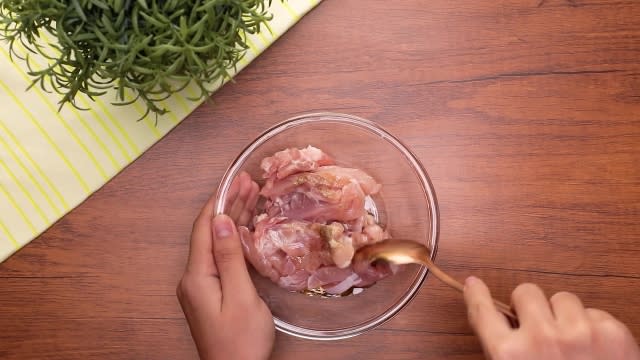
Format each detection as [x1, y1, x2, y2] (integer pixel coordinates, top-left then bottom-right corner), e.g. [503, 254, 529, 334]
[177, 172, 274, 360]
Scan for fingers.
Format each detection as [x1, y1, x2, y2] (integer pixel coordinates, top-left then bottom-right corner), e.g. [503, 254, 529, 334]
[187, 187, 219, 276]
[586, 308, 638, 355]
[212, 214, 257, 304]
[237, 181, 259, 226]
[187, 171, 258, 280]
[464, 276, 512, 347]
[550, 291, 586, 326]
[585, 308, 635, 341]
[228, 172, 258, 226]
[549, 292, 592, 353]
[224, 173, 242, 211]
[512, 283, 554, 326]
[585, 308, 617, 323]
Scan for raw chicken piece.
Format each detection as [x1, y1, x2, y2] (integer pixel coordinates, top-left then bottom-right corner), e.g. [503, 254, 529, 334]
[307, 266, 354, 290]
[309, 262, 397, 295]
[261, 165, 381, 223]
[315, 166, 382, 195]
[278, 270, 309, 291]
[254, 217, 324, 257]
[239, 226, 280, 283]
[323, 273, 362, 295]
[260, 145, 334, 180]
[353, 260, 397, 286]
[316, 222, 354, 269]
[241, 216, 330, 288]
[351, 214, 390, 247]
[240, 146, 397, 295]
[264, 181, 366, 223]
[261, 166, 380, 200]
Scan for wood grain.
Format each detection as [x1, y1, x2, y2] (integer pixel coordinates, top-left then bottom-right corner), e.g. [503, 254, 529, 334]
[2, 0, 640, 359]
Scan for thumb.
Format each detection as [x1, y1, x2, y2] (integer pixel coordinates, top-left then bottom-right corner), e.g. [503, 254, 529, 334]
[212, 214, 256, 302]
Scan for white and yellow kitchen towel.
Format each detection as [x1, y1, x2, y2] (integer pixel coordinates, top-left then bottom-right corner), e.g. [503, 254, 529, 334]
[0, 1, 321, 262]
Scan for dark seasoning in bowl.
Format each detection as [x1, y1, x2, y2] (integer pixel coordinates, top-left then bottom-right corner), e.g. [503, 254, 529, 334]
[239, 145, 399, 297]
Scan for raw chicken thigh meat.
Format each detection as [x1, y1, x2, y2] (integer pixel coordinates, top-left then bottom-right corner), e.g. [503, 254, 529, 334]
[239, 146, 397, 295]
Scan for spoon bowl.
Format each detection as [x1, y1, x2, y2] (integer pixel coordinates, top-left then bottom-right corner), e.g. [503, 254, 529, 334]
[354, 239, 518, 322]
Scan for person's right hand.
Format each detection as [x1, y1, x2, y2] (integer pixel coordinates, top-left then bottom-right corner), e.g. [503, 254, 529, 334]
[464, 277, 640, 359]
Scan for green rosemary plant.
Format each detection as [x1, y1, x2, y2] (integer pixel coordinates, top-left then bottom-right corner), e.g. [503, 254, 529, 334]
[0, 0, 273, 119]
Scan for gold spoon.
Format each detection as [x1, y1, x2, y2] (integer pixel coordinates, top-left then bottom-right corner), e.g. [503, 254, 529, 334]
[353, 239, 518, 322]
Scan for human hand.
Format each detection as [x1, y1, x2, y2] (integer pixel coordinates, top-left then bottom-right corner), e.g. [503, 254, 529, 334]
[464, 277, 640, 360]
[177, 172, 274, 360]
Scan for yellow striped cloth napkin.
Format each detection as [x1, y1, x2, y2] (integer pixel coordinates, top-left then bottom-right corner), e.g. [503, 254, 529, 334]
[0, 0, 321, 262]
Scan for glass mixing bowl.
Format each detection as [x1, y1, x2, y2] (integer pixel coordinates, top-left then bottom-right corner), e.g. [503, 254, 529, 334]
[214, 113, 439, 340]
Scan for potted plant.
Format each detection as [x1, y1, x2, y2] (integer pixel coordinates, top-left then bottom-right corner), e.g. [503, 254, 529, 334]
[0, 0, 274, 119]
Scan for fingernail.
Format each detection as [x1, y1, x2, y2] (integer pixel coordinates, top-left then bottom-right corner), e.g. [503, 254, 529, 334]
[213, 215, 233, 238]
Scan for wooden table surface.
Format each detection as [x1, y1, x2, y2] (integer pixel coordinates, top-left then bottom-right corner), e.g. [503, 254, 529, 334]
[2, 0, 640, 359]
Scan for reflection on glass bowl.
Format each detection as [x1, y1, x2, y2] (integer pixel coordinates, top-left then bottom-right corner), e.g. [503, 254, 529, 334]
[215, 113, 439, 340]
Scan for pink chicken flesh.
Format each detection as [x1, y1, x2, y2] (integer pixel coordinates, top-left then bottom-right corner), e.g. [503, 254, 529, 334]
[240, 146, 396, 295]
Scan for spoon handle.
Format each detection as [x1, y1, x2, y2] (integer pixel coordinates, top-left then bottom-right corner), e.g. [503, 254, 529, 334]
[418, 258, 518, 323]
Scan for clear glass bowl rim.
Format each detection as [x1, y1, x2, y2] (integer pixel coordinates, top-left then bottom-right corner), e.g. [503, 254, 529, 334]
[214, 112, 440, 340]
